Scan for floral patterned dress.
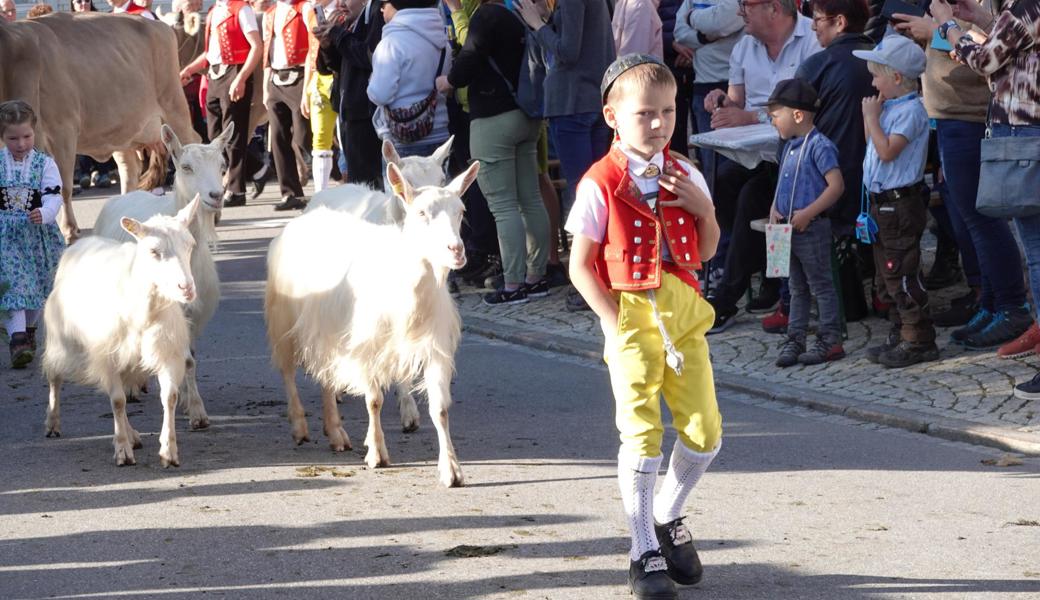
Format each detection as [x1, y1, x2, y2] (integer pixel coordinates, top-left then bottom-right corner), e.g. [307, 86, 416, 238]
[0, 148, 66, 313]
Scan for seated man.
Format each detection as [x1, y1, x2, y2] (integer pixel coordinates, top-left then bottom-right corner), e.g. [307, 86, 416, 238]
[701, 0, 820, 333]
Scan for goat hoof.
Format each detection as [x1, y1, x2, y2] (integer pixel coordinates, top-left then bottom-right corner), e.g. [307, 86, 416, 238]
[45, 429, 61, 438]
[160, 457, 180, 468]
[365, 448, 390, 470]
[401, 421, 419, 434]
[114, 449, 136, 466]
[190, 416, 210, 430]
[326, 426, 352, 452]
[126, 394, 141, 404]
[293, 433, 310, 446]
[439, 462, 464, 488]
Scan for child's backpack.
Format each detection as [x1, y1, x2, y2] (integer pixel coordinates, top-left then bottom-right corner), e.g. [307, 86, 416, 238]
[486, 6, 546, 119]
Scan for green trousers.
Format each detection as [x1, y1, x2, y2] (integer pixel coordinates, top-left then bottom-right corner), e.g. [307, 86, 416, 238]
[470, 109, 549, 286]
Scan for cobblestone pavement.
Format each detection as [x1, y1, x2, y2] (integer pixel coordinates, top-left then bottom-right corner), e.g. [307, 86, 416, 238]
[455, 276, 1040, 455]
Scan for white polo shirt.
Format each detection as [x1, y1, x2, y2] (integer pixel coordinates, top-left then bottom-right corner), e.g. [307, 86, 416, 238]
[729, 14, 821, 111]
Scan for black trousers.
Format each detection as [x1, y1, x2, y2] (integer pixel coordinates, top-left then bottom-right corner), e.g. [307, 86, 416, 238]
[267, 73, 311, 198]
[342, 117, 382, 190]
[206, 64, 257, 195]
[712, 160, 779, 308]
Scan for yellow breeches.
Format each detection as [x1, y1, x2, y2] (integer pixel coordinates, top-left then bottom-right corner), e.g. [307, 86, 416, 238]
[310, 73, 337, 151]
[605, 271, 722, 458]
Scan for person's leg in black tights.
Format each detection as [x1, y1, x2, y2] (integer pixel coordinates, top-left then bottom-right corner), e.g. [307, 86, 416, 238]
[711, 166, 778, 311]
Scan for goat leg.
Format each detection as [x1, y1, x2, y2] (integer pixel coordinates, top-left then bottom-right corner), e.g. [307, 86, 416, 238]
[157, 371, 180, 468]
[321, 385, 351, 451]
[363, 386, 390, 469]
[283, 366, 310, 444]
[45, 377, 62, 438]
[425, 360, 464, 487]
[396, 381, 420, 433]
[182, 350, 211, 430]
[107, 381, 136, 466]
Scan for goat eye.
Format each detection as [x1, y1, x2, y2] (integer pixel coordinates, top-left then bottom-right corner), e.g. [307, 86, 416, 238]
[181, 164, 194, 174]
[418, 210, 427, 218]
[150, 249, 161, 259]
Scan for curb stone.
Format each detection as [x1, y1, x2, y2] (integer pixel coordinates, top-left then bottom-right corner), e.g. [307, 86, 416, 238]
[462, 315, 1040, 456]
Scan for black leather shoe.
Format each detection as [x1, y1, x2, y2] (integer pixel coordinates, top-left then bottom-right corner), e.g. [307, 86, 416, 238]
[251, 164, 270, 199]
[273, 195, 307, 211]
[223, 193, 247, 208]
[629, 550, 677, 599]
[655, 518, 703, 585]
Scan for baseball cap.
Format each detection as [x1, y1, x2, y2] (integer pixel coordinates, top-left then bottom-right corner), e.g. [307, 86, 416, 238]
[600, 53, 667, 103]
[766, 78, 820, 112]
[852, 34, 926, 79]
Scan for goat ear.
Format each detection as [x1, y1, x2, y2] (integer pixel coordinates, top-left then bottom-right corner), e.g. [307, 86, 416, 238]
[161, 125, 183, 161]
[212, 122, 235, 151]
[382, 139, 401, 166]
[431, 135, 454, 165]
[176, 194, 202, 226]
[386, 162, 415, 205]
[446, 160, 480, 198]
[121, 217, 148, 240]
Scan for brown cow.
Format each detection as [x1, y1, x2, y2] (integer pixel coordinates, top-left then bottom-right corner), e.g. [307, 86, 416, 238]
[0, 12, 199, 240]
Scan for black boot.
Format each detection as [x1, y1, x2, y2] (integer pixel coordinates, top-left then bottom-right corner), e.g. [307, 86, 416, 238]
[654, 518, 703, 585]
[877, 340, 941, 368]
[629, 550, 677, 599]
[923, 235, 963, 290]
[9, 332, 33, 369]
[866, 327, 901, 364]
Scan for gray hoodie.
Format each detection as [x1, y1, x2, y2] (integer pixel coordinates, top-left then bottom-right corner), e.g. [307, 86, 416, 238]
[368, 8, 452, 146]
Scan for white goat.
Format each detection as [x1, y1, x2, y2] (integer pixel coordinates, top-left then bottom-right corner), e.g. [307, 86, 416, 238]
[304, 137, 453, 434]
[307, 136, 452, 223]
[43, 198, 202, 468]
[265, 161, 479, 487]
[93, 123, 232, 430]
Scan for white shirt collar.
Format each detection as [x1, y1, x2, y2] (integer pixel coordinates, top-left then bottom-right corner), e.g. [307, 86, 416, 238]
[620, 146, 664, 179]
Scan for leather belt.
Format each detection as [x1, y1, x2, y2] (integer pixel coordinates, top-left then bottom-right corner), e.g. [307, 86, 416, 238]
[272, 66, 304, 87]
[208, 63, 231, 80]
[868, 181, 927, 204]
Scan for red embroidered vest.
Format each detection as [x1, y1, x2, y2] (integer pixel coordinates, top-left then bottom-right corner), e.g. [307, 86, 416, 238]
[205, 1, 252, 66]
[585, 144, 702, 292]
[124, 2, 152, 17]
[262, 0, 313, 68]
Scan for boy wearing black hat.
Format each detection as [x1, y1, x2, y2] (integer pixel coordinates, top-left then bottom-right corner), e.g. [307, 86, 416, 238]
[766, 78, 846, 367]
[565, 54, 722, 600]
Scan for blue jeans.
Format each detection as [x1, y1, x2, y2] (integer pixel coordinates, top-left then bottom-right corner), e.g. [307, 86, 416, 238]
[936, 119, 1026, 312]
[788, 219, 841, 343]
[991, 123, 1040, 320]
[548, 112, 612, 210]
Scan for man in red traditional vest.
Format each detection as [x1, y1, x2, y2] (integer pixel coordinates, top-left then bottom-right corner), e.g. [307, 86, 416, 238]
[262, 0, 318, 210]
[565, 54, 722, 600]
[180, 0, 263, 207]
[107, 0, 157, 19]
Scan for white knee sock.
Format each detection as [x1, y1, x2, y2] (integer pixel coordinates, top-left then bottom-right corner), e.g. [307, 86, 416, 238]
[5, 309, 26, 336]
[653, 439, 721, 525]
[312, 150, 334, 194]
[618, 450, 662, 561]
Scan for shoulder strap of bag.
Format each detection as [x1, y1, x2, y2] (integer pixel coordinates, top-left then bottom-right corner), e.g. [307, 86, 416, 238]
[774, 129, 814, 221]
[486, 5, 525, 96]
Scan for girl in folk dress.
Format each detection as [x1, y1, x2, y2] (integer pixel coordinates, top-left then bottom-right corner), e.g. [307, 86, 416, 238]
[0, 101, 66, 368]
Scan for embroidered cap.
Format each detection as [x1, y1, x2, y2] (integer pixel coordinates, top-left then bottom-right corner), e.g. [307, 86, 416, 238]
[766, 78, 820, 112]
[852, 34, 926, 79]
[601, 53, 667, 103]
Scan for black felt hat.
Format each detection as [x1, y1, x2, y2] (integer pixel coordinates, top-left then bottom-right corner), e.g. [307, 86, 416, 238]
[766, 78, 821, 112]
[600, 53, 667, 103]
[387, 0, 437, 9]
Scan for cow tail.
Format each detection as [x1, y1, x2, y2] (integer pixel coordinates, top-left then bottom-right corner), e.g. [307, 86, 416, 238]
[137, 144, 169, 192]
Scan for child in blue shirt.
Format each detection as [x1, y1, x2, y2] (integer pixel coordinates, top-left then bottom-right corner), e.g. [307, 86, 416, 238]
[766, 79, 845, 367]
[854, 35, 936, 368]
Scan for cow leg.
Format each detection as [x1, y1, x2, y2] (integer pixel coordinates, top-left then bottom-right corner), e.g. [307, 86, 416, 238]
[107, 380, 136, 467]
[45, 376, 62, 438]
[50, 139, 79, 242]
[113, 150, 141, 194]
[397, 381, 420, 433]
[156, 369, 180, 468]
[321, 385, 351, 452]
[282, 366, 310, 445]
[182, 350, 210, 430]
[363, 385, 390, 469]
[424, 359, 463, 487]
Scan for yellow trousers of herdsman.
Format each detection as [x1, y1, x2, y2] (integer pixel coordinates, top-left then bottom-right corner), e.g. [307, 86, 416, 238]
[605, 271, 723, 457]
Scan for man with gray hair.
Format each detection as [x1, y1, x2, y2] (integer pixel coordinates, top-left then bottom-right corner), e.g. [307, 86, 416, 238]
[1, 0, 17, 21]
[700, 0, 821, 334]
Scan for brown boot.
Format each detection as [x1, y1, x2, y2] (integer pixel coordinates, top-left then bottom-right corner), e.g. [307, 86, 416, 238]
[9, 332, 33, 369]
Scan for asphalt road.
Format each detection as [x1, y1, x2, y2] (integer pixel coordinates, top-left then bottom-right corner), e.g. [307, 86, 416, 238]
[0, 191, 1037, 600]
